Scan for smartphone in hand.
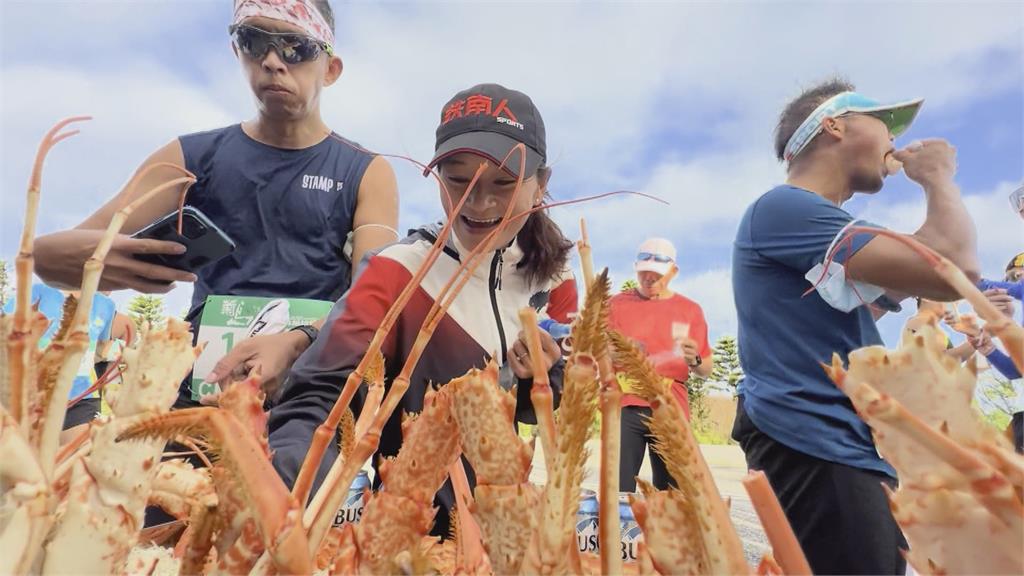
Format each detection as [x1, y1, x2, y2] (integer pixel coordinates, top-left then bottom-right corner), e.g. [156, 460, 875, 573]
[131, 206, 235, 272]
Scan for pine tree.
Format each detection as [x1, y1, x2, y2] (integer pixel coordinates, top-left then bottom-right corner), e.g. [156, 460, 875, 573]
[976, 371, 1016, 430]
[127, 294, 166, 330]
[710, 335, 743, 397]
[0, 259, 9, 308]
[685, 373, 711, 429]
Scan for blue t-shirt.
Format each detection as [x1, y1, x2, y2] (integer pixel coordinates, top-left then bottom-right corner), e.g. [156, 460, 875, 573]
[179, 125, 375, 319]
[732, 185, 894, 477]
[4, 284, 115, 399]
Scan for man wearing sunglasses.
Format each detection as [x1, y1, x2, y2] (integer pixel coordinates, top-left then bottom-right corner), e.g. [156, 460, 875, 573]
[731, 79, 979, 575]
[33, 0, 399, 403]
[608, 237, 714, 492]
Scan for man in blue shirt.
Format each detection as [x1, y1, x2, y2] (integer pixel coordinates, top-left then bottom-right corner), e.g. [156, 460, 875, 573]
[4, 284, 115, 443]
[731, 79, 979, 575]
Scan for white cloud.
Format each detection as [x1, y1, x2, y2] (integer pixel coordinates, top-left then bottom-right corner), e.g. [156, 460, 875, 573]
[0, 62, 237, 243]
[329, 2, 1023, 179]
[315, 2, 1024, 236]
[549, 149, 783, 268]
[0, 2, 224, 53]
[861, 180, 1024, 276]
[676, 268, 737, 339]
[1, 1, 1020, 335]
[861, 180, 1023, 346]
[0, 59, 237, 318]
[590, 262, 736, 342]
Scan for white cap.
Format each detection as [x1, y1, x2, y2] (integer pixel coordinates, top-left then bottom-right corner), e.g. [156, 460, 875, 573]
[634, 237, 676, 276]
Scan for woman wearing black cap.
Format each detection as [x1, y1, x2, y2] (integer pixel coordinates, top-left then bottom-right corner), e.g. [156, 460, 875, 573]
[267, 83, 578, 536]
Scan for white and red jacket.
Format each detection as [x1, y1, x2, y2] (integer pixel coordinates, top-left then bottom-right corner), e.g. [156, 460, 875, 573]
[268, 222, 577, 535]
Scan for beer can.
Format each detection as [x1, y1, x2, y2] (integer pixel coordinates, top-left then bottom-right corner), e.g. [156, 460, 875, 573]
[576, 489, 599, 554]
[332, 470, 370, 527]
[619, 493, 643, 563]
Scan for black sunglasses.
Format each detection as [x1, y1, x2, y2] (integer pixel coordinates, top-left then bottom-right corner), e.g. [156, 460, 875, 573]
[229, 24, 332, 65]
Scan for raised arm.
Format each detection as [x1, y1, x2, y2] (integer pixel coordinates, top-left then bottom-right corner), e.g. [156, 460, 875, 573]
[846, 139, 979, 301]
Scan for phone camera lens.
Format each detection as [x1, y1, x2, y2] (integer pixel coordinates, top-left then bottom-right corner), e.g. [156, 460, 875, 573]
[182, 218, 207, 239]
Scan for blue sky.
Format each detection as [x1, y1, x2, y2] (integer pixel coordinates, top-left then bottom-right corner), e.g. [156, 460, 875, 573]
[1, 1, 1021, 351]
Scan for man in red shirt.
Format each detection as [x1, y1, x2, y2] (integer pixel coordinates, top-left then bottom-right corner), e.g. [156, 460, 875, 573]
[609, 237, 714, 491]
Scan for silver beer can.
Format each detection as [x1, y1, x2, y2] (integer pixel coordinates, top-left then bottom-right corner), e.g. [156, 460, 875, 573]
[332, 470, 370, 527]
[576, 488, 599, 554]
[619, 492, 643, 563]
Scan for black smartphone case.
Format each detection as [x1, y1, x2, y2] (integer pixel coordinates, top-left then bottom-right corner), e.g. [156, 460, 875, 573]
[132, 207, 236, 272]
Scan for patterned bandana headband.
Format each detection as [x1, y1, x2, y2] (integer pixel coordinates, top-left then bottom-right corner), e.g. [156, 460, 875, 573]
[233, 0, 335, 48]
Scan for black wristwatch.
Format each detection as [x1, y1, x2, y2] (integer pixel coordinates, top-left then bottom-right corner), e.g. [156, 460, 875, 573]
[289, 324, 319, 345]
[688, 355, 702, 368]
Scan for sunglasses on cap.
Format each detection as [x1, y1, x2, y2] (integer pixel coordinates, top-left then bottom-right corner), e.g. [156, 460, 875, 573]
[637, 252, 673, 263]
[229, 24, 332, 65]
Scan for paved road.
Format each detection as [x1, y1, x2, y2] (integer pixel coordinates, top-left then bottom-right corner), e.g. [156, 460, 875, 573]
[528, 441, 770, 566]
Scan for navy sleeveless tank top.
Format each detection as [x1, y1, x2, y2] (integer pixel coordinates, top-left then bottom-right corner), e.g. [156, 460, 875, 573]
[179, 125, 374, 318]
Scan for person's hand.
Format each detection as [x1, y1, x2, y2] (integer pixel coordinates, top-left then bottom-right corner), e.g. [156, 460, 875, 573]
[650, 352, 686, 376]
[983, 288, 1015, 319]
[35, 229, 195, 293]
[949, 313, 981, 338]
[203, 331, 310, 403]
[940, 308, 957, 326]
[679, 337, 701, 367]
[968, 330, 995, 356]
[890, 139, 957, 188]
[508, 329, 560, 379]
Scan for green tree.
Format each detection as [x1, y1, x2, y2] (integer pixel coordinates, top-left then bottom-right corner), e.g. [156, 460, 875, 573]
[685, 373, 711, 431]
[0, 259, 9, 308]
[976, 371, 1016, 430]
[128, 294, 166, 330]
[620, 278, 639, 293]
[709, 335, 743, 397]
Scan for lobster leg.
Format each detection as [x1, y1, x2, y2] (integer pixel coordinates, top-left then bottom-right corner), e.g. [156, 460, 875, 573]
[351, 385, 462, 573]
[611, 331, 752, 574]
[450, 363, 537, 575]
[7, 117, 91, 432]
[0, 404, 50, 575]
[117, 407, 312, 575]
[290, 162, 489, 509]
[303, 157, 535, 554]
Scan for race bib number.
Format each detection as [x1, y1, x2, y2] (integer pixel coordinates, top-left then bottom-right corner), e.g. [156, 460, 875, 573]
[190, 295, 334, 401]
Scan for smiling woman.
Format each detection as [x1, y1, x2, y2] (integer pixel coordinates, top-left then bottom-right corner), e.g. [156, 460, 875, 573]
[267, 82, 579, 539]
[426, 83, 573, 286]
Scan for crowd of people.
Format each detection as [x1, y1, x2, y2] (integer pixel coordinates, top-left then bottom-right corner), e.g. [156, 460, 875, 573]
[12, 1, 1021, 574]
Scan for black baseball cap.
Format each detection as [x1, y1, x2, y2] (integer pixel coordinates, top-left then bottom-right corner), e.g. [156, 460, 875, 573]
[426, 83, 546, 178]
